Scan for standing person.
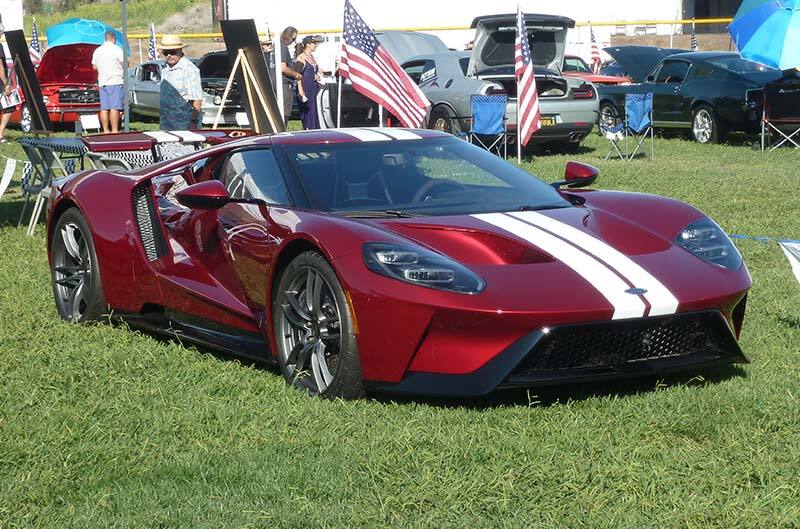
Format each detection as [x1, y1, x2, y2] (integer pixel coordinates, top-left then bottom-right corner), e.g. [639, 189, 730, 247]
[295, 35, 322, 130]
[158, 34, 203, 130]
[0, 23, 19, 143]
[279, 26, 302, 125]
[260, 35, 276, 93]
[91, 31, 124, 133]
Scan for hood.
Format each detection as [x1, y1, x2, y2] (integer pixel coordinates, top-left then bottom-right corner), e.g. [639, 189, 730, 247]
[375, 31, 449, 64]
[37, 43, 99, 86]
[603, 46, 688, 83]
[198, 51, 232, 79]
[468, 13, 574, 76]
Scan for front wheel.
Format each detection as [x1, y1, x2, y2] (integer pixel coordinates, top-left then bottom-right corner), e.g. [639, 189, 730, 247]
[50, 208, 107, 322]
[692, 105, 725, 144]
[273, 251, 363, 399]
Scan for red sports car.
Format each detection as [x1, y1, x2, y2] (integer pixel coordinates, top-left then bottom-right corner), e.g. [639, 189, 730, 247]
[12, 43, 100, 132]
[46, 129, 750, 399]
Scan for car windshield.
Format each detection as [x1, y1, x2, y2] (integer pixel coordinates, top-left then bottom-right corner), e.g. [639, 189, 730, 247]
[706, 57, 781, 81]
[282, 137, 569, 216]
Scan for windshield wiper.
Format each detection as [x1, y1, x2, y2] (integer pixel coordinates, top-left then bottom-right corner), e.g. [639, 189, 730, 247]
[337, 210, 424, 219]
[514, 204, 568, 212]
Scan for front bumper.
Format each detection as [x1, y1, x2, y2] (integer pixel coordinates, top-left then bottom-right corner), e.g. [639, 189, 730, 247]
[364, 310, 748, 397]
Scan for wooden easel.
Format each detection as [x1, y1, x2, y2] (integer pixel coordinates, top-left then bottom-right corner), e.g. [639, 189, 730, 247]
[212, 48, 281, 133]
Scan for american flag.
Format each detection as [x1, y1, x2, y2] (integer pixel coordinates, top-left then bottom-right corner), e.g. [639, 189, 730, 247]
[589, 23, 602, 74]
[29, 18, 42, 67]
[690, 18, 698, 51]
[339, 0, 430, 128]
[148, 23, 157, 61]
[515, 6, 541, 147]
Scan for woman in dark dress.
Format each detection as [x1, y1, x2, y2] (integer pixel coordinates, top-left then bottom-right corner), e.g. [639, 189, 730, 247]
[295, 35, 323, 130]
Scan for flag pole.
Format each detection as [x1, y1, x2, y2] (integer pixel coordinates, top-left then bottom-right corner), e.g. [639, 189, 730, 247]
[517, 101, 521, 164]
[378, 104, 384, 128]
[336, 71, 343, 127]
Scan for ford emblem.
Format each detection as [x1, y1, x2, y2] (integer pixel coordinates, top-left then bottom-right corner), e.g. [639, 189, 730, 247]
[626, 287, 648, 295]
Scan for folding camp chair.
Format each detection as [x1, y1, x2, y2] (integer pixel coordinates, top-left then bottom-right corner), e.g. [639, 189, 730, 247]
[21, 145, 69, 236]
[467, 94, 509, 158]
[760, 79, 800, 151]
[624, 93, 654, 160]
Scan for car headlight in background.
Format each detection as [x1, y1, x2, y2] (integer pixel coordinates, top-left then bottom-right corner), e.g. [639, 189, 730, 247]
[42, 96, 49, 105]
[363, 243, 485, 294]
[213, 95, 222, 105]
[676, 218, 742, 270]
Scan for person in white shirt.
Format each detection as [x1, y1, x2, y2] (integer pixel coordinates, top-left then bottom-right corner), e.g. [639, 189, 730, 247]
[91, 31, 124, 133]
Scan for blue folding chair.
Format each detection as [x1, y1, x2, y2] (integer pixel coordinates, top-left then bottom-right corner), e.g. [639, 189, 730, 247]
[467, 94, 509, 158]
[624, 93, 654, 160]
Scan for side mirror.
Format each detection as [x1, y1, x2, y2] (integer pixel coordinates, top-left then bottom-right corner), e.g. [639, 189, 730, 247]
[176, 180, 231, 210]
[551, 161, 599, 189]
[646, 75, 655, 83]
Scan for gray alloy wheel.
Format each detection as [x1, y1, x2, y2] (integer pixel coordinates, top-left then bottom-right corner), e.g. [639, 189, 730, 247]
[50, 208, 107, 322]
[273, 251, 363, 399]
[692, 105, 720, 144]
[428, 105, 459, 135]
[599, 101, 622, 130]
[20, 105, 32, 133]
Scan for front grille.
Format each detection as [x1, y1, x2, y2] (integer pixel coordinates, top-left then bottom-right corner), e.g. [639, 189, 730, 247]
[132, 183, 169, 261]
[58, 88, 100, 104]
[508, 312, 740, 380]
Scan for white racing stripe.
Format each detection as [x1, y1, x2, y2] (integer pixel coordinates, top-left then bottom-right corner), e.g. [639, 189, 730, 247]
[510, 211, 679, 316]
[338, 129, 394, 142]
[374, 129, 422, 140]
[474, 213, 647, 320]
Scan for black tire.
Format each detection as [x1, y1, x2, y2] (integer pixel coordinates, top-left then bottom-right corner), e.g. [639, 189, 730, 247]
[692, 104, 725, 144]
[599, 101, 622, 130]
[272, 251, 363, 399]
[50, 208, 108, 323]
[428, 105, 461, 135]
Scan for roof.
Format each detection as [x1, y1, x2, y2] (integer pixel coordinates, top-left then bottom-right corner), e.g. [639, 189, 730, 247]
[470, 14, 575, 29]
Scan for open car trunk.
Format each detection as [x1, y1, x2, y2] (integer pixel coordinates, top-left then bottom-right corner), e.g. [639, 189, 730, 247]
[468, 14, 572, 75]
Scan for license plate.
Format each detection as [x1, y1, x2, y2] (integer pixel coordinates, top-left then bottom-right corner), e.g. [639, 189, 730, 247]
[540, 115, 557, 127]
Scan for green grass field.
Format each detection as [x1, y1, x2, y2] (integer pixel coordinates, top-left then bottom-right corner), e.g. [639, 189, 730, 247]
[1, 128, 799, 528]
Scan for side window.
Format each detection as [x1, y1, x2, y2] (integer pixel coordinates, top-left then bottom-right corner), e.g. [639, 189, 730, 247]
[219, 149, 291, 205]
[655, 60, 690, 84]
[142, 64, 160, 83]
[403, 60, 435, 86]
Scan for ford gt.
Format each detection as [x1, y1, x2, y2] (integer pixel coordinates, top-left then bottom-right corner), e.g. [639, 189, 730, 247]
[47, 129, 750, 399]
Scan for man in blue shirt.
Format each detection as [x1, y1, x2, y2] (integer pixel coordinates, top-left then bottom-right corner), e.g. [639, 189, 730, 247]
[158, 34, 204, 130]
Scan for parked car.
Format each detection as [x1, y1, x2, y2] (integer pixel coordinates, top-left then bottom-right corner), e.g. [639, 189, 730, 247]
[321, 19, 599, 152]
[47, 128, 750, 399]
[11, 43, 101, 132]
[598, 51, 783, 143]
[562, 55, 631, 85]
[129, 51, 245, 126]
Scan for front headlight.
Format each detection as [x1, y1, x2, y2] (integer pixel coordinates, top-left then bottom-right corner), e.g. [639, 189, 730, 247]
[676, 218, 742, 270]
[363, 243, 485, 294]
[42, 96, 50, 105]
[213, 95, 222, 105]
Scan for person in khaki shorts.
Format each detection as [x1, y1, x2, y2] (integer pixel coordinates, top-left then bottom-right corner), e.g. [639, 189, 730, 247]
[91, 31, 124, 133]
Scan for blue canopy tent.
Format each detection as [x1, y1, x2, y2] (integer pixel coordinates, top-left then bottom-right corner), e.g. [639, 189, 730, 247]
[45, 18, 130, 54]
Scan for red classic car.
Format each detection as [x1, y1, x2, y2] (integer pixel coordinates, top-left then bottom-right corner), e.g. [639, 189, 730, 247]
[563, 55, 631, 86]
[11, 43, 101, 132]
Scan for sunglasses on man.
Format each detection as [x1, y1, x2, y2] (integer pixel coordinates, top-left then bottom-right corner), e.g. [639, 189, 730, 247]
[161, 49, 181, 56]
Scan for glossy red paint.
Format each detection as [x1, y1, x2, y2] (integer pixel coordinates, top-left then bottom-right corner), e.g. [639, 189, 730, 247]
[564, 161, 599, 185]
[46, 129, 751, 394]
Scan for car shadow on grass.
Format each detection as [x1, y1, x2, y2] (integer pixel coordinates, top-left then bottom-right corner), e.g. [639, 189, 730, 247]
[372, 364, 748, 409]
[0, 197, 29, 228]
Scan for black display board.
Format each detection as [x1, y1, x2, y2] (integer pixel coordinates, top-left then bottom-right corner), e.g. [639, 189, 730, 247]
[6, 29, 52, 133]
[219, 19, 285, 134]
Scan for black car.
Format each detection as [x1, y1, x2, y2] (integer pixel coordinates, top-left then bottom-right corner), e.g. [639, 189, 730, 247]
[597, 50, 783, 144]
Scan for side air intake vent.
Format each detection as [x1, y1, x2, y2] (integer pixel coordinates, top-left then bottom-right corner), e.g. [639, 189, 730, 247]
[132, 183, 169, 261]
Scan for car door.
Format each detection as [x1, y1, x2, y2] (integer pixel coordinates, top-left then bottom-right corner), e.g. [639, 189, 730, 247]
[215, 147, 294, 311]
[650, 59, 692, 128]
[402, 59, 439, 99]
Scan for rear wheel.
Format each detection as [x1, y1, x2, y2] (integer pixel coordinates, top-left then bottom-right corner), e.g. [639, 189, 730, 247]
[50, 208, 107, 323]
[692, 104, 725, 144]
[428, 105, 460, 135]
[599, 101, 622, 129]
[273, 251, 363, 399]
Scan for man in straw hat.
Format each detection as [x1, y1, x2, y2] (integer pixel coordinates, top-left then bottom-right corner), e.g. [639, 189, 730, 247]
[158, 34, 203, 130]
